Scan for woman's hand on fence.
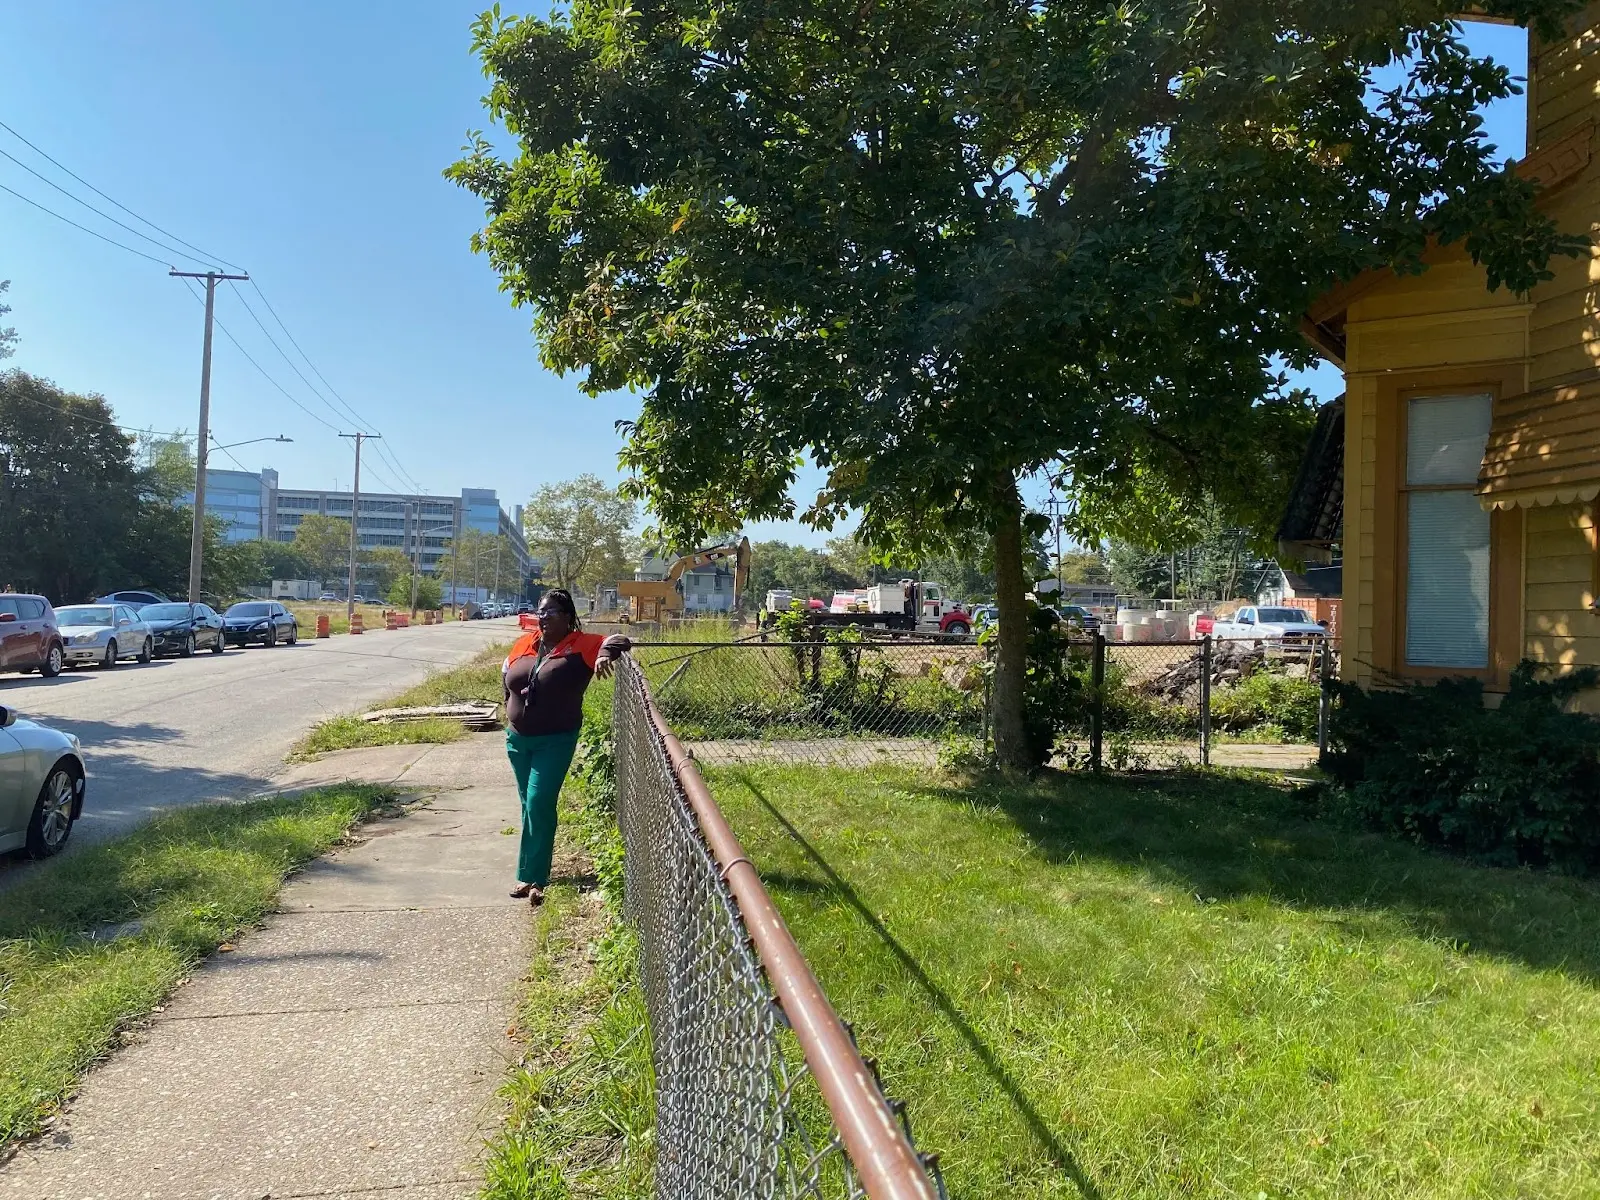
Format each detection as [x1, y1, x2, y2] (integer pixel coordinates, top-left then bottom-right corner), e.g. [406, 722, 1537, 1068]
[595, 654, 618, 679]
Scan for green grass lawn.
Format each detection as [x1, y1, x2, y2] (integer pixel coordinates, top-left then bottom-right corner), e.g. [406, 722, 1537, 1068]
[0, 785, 394, 1150]
[292, 642, 513, 757]
[708, 764, 1600, 1198]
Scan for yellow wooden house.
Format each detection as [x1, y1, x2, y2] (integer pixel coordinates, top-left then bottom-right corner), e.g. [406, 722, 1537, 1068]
[1291, 7, 1600, 709]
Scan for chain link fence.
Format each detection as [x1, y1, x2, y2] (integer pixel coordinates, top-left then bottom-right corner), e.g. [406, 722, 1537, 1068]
[628, 638, 987, 769]
[613, 656, 946, 1200]
[1065, 636, 1336, 772]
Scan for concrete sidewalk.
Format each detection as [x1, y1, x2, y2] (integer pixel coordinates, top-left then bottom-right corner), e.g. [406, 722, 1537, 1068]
[1, 735, 534, 1200]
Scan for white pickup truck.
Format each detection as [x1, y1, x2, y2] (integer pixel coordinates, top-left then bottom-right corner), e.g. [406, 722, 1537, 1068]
[1210, 605, 1328, 646]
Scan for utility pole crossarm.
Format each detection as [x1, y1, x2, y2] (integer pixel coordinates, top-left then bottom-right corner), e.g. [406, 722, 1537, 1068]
[170, 269, 250, 603]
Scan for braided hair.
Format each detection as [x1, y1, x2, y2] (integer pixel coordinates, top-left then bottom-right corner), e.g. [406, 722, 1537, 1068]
[543, 587, 581, 631]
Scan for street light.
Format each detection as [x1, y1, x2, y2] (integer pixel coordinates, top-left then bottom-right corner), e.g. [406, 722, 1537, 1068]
[211, 434, 294, 452]
[411, 521, 455, 616]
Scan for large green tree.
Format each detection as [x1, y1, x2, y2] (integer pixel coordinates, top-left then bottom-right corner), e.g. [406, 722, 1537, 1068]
[290, 514, 354, 586]
[0, 371, 145, 600]
[522, 473, 637, 592]
[452, 1, 1582, 765]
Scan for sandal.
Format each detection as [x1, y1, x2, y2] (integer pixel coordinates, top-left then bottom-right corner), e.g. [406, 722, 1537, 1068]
[510, 883, 532, 899]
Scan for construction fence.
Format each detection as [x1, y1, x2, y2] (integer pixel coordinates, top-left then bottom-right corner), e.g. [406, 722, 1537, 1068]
[624, 634, 1336, 773]
[612, 656, 946, 1200]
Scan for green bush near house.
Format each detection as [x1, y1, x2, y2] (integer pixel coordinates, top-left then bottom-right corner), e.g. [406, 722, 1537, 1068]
[1324, 663, 1600, 872]
[1210, 670, 1320, 742]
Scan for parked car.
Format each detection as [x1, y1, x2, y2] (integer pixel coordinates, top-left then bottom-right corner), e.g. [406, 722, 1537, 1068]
[54, 604, 153, 668]
[0, 703, 85, 857]
[317, 592, 340, 603]
[970, 604, 998, 632]
[139, 602, 227, 657]
[94, 589, 170, 610]
[222, 601, 299, 647]
[1210, 605, 1327, 647]
[0, 594, 65, 678]
[1059, 604, 1101, 634]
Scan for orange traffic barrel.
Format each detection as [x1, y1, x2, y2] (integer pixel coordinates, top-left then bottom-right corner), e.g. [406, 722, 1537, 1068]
[350, 612, 364, 635]
[316, 613, 330, 639]
[397, 614, 409, 628]
[385, 611, 398, 631]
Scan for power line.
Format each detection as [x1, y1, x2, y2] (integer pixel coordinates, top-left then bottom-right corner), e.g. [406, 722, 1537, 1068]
[1, 385, 195, 440]
[214, 285, 421, 495]
[0, 146, 216, 270]
[178, 277, 340, 433]
[244, 280, 372, 428]
[0, 181, 173, 266]
[235, 280, 425, 496]
[242, 279, 429, 495]
[0, 118, 248, 272]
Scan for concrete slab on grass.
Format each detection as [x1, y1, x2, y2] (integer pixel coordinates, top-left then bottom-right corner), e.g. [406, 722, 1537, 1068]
[0, 761, 533, 1200]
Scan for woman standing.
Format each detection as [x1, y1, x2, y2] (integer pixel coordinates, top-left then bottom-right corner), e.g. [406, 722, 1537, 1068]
[502, 589, 629, 905]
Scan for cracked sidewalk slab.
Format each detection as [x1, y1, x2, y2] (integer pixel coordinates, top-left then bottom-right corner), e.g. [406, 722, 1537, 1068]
[1, 742, 532, 1200]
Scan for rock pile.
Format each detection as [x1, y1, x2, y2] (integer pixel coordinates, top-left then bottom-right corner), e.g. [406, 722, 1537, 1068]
[1137, 641, 1282, 702]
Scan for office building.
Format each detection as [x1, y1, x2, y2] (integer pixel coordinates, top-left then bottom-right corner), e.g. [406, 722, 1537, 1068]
[182, 468, 276, 543]
[189, 468, 532, 599]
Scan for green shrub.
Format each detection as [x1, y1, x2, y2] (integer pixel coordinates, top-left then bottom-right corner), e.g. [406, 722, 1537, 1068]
[1210, 671, 1320, 742]
[1325, 663, 1600, 872]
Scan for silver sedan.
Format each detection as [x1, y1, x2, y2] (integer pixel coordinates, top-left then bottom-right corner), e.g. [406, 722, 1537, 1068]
[0, 703, 86, 857]
[54, 603, 154, 668]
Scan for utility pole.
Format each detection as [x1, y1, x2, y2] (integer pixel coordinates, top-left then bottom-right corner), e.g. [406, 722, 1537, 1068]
[408, 501, 420, 616]
[171, 269, 249, 602]
[339, 432, 380, 621]
[492, 533, 502, 604]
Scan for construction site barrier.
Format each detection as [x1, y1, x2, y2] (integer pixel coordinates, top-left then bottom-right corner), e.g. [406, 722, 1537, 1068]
[316, 614, 330, 639]
[350, 612, 364, 635]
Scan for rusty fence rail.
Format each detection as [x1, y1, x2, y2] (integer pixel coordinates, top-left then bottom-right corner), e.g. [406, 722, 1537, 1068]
[613, 656, 946, 1200]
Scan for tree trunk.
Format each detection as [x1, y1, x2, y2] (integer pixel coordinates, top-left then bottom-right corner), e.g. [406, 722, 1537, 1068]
[990, 473, 1029, 770]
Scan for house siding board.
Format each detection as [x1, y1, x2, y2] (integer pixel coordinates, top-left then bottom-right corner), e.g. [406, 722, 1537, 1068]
[1523, 504, 1599, 713]
[1342, 378, 1378, 684]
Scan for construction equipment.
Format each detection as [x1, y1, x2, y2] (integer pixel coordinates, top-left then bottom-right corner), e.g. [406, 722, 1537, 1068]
[618, 538, 752, 624]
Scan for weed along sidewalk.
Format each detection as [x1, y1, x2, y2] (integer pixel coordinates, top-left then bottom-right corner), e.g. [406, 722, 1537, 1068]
[1, 736, 537, 1200]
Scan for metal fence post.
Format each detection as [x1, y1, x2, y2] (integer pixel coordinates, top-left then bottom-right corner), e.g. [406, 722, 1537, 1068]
[1199, 635, 1212, 768]
[1090, 633, 1105, 773]
[1317, 636, 1334, 766]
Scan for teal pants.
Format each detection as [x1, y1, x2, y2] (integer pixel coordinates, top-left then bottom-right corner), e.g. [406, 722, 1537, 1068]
[505, 728, 581, 887]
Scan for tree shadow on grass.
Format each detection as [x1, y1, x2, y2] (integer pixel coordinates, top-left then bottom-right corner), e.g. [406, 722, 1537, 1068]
[737, 777, 1106, 1200]
[932, 768, 1600, 985]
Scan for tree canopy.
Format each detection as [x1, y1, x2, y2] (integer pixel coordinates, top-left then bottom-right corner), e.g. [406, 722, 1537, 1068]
[290, 515, 353, 586]
[0, 281, 16, 362]
[0, 370, 207, 601]
[451, 0, 1584, 764]
[522, 473, 637, 592]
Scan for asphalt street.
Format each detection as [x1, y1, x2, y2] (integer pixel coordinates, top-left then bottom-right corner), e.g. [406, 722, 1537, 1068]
[0, 616, 518, 863]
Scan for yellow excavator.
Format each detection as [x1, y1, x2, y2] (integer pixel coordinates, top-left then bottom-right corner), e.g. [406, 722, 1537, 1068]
[617, 538, 751, 624]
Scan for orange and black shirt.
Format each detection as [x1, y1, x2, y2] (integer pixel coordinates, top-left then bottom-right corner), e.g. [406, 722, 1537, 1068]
[502, 629, 629, 737]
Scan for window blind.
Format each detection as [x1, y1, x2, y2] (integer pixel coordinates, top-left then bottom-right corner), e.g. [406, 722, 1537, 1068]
[1407, 393, 1493, 486]
[1406, 490, 1490, 668]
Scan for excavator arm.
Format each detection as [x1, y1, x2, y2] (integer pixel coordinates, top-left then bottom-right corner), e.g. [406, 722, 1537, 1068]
[662, 537, 753, 605]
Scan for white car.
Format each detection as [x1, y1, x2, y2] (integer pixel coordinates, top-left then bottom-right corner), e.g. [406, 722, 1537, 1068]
[0, 703, 86, 857]
[1211, 605, 1327, 647]
[54, 604, 154, 668]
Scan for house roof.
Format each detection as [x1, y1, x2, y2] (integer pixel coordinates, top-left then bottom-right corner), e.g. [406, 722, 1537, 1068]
[1281, 565, 1343, 598]
[1277, 395, 1345, 558]
[1301, 122, 1594, 365]
[1478, 374, 1600, 508]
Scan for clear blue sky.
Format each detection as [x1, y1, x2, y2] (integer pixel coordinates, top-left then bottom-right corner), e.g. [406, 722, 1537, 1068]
[0, 7, 1527, 546]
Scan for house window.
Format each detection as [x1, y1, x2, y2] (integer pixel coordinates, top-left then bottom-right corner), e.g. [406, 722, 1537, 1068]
[1404, 393, 1493, 669]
